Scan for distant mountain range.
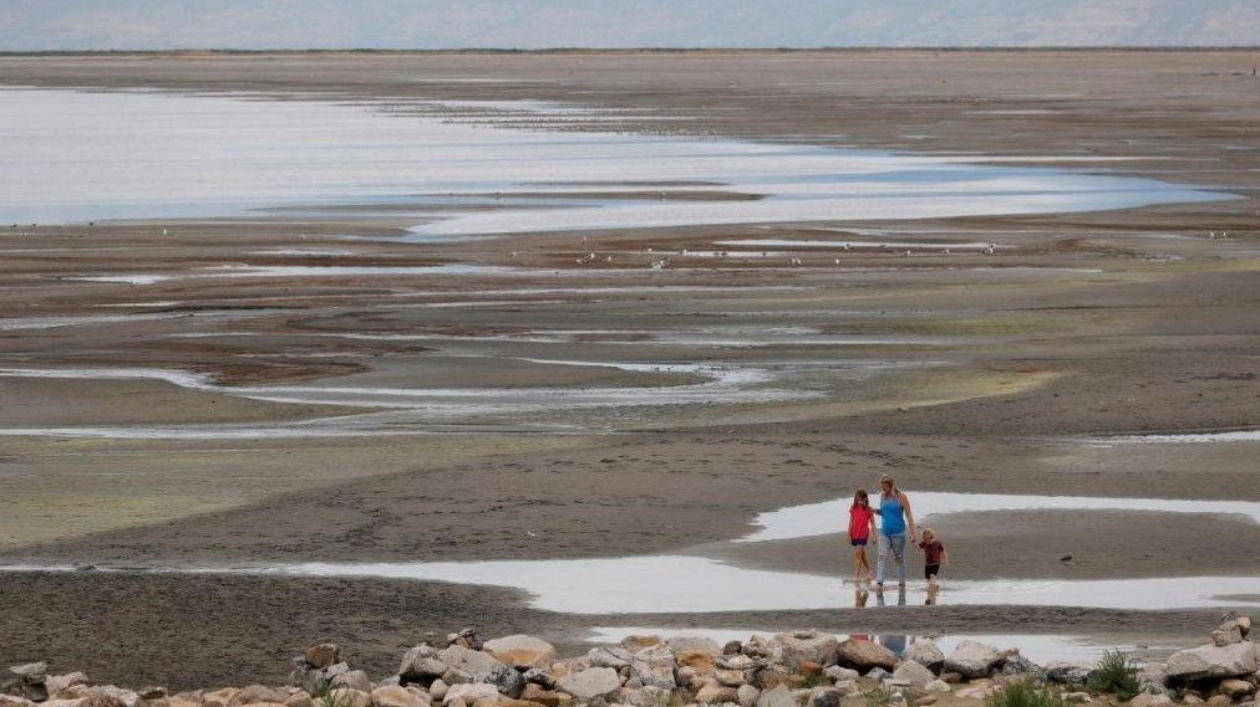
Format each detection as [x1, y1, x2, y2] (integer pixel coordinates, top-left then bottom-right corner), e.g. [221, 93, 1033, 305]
[2, 0, 1258, 51]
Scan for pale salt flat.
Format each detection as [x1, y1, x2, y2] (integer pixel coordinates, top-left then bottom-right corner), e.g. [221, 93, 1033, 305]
[0, 88, 1228, 233]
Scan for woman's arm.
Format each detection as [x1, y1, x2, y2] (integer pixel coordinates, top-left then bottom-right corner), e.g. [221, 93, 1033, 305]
[901, 492, 916, 542]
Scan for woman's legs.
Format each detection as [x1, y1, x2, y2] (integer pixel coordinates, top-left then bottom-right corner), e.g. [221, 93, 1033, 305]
[875, 534, 890, 585]
[889, 533, 908, 585]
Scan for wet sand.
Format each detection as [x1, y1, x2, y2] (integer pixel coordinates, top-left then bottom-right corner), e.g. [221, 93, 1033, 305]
[0, 50, 1258, 687]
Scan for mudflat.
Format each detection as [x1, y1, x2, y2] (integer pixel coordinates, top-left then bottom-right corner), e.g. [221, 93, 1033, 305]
[0, 50, 1257, 689]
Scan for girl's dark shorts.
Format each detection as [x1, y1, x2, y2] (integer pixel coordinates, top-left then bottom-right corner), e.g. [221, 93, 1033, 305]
[925, 564, 941, 579]
[850, 538, 869, 547]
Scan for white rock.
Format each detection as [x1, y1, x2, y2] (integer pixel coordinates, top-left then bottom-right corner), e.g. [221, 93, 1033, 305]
[668, 637, 723, 657]
[924, 681, 950, 694]
[1166, 642, 1260, 680]
[441, 685, 499, 706]
[556, 668, 622, 700]
[630, 646, 677, 691]
[944, 641, 1005, 679]
[823, 666, 859, 683]
[438, 647, 503, 681]
[738, 684, 761, 707]
[755, 685, 793, 707]
[371, 686, 425, 707]
[903, 641, 945, 669]
[482, 636, 557, 670]
[891, 662, 935, 688]
[773, 631, 839, 670]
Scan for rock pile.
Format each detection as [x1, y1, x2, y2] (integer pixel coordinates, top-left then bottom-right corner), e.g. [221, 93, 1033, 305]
[3, 616, 1257, 707]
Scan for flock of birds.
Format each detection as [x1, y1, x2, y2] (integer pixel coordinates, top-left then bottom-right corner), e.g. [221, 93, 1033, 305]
[535, 240, 1005, 270]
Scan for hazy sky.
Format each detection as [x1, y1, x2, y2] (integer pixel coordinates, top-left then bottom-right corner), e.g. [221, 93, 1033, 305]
[2, 1, 1259, 51]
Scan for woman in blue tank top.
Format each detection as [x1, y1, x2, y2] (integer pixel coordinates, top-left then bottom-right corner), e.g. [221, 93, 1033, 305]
[875, 474, 917, 590]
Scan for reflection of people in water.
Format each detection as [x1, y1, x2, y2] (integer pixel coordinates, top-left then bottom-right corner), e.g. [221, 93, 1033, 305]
[926, 583, 941, 606]
[854, 587, 870, 608]
[872, 584, 908, 657]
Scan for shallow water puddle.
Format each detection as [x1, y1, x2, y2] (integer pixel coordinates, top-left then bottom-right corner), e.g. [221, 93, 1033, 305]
[218, 559, 1259, 614]
[1090, 430, 1260, 445]
[740, 491, 1260, 543]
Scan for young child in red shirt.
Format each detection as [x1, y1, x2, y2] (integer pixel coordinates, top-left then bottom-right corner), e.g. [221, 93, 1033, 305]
[848, 489, 877, 585]
[918, 527, 949, 587]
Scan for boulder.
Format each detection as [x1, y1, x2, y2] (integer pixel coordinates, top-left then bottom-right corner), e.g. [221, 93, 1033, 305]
[1236, 615, 1252, 638]
[77, 687, 140, 707]
[674, 651, 717, 673]
[306, 646, 340, 670]
[915, 696, 937, 707]
[750, 665, 793, 692]
[519, 672, 554, 691]
[228, 687, 290, 707]
[629, 647, 676, 691]
[332, 674, 373, 695]
[1166, 642, 1260, 681]
[719, 655, 755, 672]
[325, 690, 371, 707]
[441, 672, 472, 688]
[47, 674, 91, 699]
[515, 687, 557, 707]
[715, 670, 746, 688]
[737, 685, 760, 707]
[903, 641, 945, 670]
[668, 638, 722, 657]
[1128, 694, 1172, 707]
[1204, 696, 1231, 707]
[555, 669, 620, 700]
[1136, 663, 1168, 689]
[944, 641, 1005, 679]
[619, 637, 662, 655]
[866, 668, 891, 682]
[755, 685, 793, 707]
[924, 681, 950, 694]
[1217, 679, 1256, 699]
[400, 647, 449, 683]
[7, 664, 47, 682]
[823, 666, 858, 683]
[483, 667, 523, 699]
[773, 631, 839, 671]
[612, 686, 668, 707]
[694, 681, 738, 704]
[1045, 662, 1092, 685]
[438, 648, 503, 682]
[835, 640, 897, 672]
[999, 655, 1044, 680]
[891, 662, 935, 688]
[483, 637, 556, 671]
[586, 648, 631, 671]
[284, 692, 314, 707]
[1212, 627, 1243, 647]
[428, 683, 448, 703]
[442, 685, 499, 707]
[0, 698, 35, 707]
[807, 689, 842, 707]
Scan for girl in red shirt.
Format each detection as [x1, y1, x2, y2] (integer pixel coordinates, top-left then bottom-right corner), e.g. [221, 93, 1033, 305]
[848, 489, 877, 585]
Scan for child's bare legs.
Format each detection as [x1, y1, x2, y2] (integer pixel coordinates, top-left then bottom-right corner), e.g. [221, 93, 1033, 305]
[853, 546, 870, 584]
